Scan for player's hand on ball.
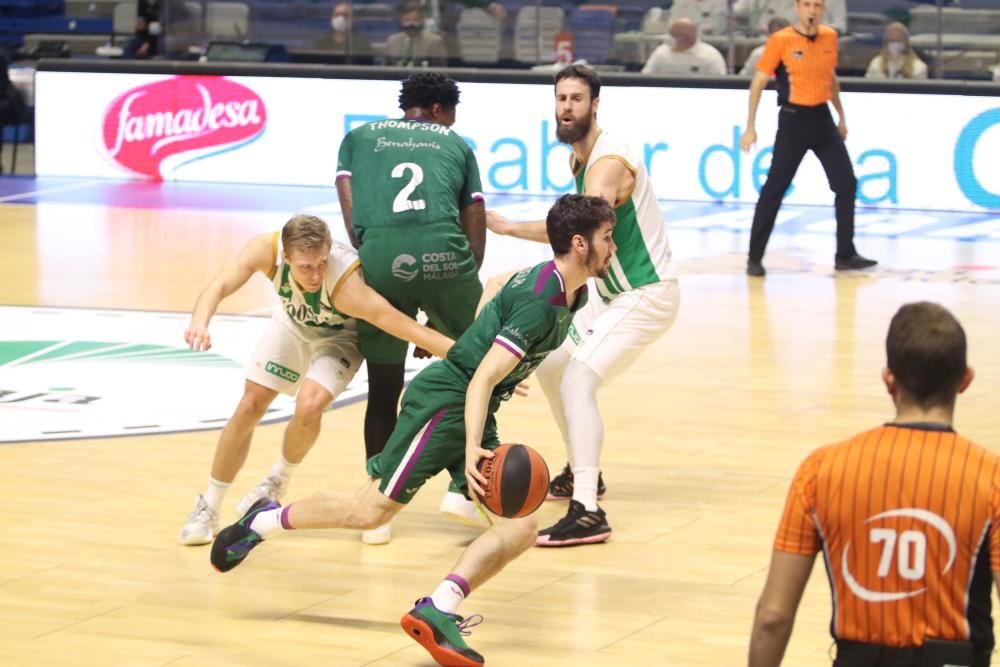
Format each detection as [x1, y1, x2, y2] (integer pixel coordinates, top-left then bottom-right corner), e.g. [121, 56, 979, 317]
[465, 444, 494, 498]
[185, 324, 212, 351]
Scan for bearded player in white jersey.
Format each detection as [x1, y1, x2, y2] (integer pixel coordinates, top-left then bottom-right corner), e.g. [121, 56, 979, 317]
[179, 214, 452, 545]
[487, 65, 680, 547]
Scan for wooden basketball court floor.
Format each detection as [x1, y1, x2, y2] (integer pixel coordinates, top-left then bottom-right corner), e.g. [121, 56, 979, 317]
[3, 177, 1000, 667]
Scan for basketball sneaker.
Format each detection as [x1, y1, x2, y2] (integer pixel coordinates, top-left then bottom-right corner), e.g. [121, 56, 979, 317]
[400, 597, 485, 667]
[236, 473, 289, 516]
[545, 464, 606, 501]
[210, 498, 279, 572]
[535, 500, 612, 547]
[180, 494, 219, 546]
[439, 491, 491, 529]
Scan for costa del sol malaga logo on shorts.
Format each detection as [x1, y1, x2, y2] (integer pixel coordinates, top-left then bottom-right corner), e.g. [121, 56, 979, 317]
[391, 254, 419, 282]
[101, 76, 267, 180]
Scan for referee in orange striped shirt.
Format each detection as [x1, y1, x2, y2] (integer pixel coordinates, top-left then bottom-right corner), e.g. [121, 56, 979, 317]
[739, 0, 876, 277]
[748, 302, 1000, 667]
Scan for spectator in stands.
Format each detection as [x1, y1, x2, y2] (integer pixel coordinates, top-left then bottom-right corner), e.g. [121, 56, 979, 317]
[315, 3, 355, 54]
[740, 17, 790, 74]
[420, 0, 506, 63]
[668, 0, 729, 36]
[735, 0, 845, 35]
[385, 1, 447, 67]
[123, 16, 157, 59]
[993, 64, 1000, 82]
[642, 18, 727, 76]
[866, 22, 928, 79]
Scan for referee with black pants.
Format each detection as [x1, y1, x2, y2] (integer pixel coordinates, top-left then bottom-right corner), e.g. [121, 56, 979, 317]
[739, 0, 876, 277]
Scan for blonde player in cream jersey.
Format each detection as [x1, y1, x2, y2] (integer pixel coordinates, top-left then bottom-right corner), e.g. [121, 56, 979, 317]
[487, 65, 680, 547]
[180, 214, 453, 546]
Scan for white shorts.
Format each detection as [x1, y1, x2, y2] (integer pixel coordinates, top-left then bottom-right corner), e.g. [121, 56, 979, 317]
[245, 315, 362, 398]
[563, 279, 680, 383]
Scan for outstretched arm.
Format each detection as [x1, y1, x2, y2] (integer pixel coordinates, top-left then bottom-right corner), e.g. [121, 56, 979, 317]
[186, 233, 274, 351]
[333, 269, 454, 358]
[485, 210, 550, 243]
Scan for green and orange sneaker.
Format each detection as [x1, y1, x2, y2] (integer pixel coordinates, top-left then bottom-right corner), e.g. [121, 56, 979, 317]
[400, 597, 485, 667]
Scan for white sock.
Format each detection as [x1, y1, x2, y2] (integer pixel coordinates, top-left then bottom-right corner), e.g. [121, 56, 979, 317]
[430, 575, 468, 615]
[561, 361, 604, 512]
[571, 467, 600, 512]
[204, 477, 230, 512]
[269, 454, 298, 479]
[248, 507, 286, 538]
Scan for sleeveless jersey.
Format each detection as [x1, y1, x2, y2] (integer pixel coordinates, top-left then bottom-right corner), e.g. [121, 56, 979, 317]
[442, 260, 587, 410]
[268, 232, 360, 333]
[775, 423, 1000, 650]
[573, 131, 676, 300]
[336, 118, 484, 241]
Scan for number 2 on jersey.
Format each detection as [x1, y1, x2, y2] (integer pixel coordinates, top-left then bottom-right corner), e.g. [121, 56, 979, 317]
[392, 162, 426, 213]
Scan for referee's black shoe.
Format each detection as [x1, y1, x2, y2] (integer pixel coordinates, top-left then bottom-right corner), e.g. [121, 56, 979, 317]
[834, 254, 878, 271]
[746, 259, 766, 277]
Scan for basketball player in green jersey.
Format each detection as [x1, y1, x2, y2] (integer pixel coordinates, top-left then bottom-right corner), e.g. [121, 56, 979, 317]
[210, 195, 616, 667]
[487, 65, 681, 547]
[180, 215, 453, 546]
[336, 72, 487, 543]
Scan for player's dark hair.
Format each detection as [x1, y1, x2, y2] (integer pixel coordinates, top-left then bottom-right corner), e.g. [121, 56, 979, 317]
[547, 194, 615, 256]
[554, 64, 601, 100]
[886, 302, 967, 409]
[398, 72, 460, 111]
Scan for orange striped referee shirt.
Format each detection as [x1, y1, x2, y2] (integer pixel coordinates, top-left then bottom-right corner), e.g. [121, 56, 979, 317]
[757, 25, 838, 107]
[775, 423, 1000, 649]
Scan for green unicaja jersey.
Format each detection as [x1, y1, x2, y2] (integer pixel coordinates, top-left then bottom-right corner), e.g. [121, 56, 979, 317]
[336, 118, 484, 241]
[440, 260, 588, 410]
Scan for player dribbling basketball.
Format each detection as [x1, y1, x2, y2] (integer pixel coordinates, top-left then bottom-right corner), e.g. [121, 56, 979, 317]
[209, 194, 616, 667]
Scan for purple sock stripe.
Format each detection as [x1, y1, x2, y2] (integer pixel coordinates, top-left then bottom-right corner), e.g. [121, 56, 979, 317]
[446, 573, 471, 598]
[533, 260, 555, 295]
[387, 408, 448, 501]
[280, 505, 295, 530]
[494, 336, 524, 359]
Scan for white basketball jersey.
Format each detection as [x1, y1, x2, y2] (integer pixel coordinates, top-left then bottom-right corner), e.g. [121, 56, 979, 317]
[268, 232, 360, 333]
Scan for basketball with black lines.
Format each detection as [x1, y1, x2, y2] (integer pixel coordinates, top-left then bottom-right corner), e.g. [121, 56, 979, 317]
[476, 444, 550, 518]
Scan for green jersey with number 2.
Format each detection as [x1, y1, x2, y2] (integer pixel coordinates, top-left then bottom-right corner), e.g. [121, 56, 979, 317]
[336, 118, 484, 241]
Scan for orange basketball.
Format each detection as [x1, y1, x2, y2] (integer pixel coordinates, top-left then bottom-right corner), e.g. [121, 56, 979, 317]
[476, 443, 550, 518]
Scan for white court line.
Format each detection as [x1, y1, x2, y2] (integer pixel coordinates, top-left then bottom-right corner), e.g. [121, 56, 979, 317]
[0, 180, 105, 204]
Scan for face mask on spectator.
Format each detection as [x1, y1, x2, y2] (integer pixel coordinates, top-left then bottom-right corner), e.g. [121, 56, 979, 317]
[402, 21, 424, 33]
[331, 15, 350, 32]
[887, 41, 906, 57]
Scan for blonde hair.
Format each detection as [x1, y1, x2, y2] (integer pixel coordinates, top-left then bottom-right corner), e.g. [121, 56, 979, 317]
[281, 215, 332, 255]
[880, 22, 918, 79]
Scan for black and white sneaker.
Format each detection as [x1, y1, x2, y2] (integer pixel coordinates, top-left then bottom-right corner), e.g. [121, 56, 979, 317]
[535, 500, 612, 547]
[545, 464, 606, 501]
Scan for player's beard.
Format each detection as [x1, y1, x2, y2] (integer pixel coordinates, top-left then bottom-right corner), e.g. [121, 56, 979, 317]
[556, 109, 593, 145]
[587, 243, 611, 279]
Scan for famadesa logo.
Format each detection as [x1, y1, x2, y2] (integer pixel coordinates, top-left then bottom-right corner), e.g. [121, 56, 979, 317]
[101, 76, 267, 180]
